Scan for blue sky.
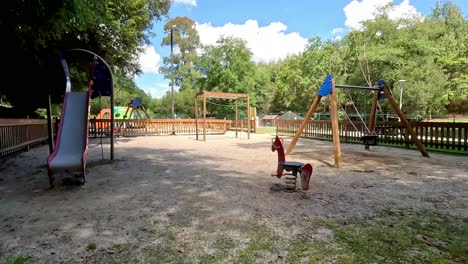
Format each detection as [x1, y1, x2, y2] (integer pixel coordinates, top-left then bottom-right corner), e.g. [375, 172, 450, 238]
[134, 0, 468, 98]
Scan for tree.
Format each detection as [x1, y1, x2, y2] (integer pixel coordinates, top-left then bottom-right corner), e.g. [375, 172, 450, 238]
[89, 72, 155, 116]
[430, 1, 468, 100]
[195, 37, 257, 118]
[160, 17, 201, 91]
[0, 0, 170, 116]
[198, 37, 256, 93]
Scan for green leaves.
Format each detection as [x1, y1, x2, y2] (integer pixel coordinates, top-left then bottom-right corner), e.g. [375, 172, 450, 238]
[1, 0, 170, 115]
[198, 37, 256, 95]
[160, 17, 201, 91]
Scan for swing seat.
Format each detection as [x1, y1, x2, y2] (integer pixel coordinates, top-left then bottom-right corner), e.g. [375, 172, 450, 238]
[361, 134, 378, 146]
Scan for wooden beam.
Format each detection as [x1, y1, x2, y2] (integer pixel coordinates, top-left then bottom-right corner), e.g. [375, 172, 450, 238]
[194, 96, 198, 140]
[203, 93, 206, 141]
[235, 100, 238, 138]
[247, 96, 251, 139]
[195, 91, 249, 100]
[382, 85, 429, 157]
[330, 80, 342, 168]
[285, 95, 322, 156]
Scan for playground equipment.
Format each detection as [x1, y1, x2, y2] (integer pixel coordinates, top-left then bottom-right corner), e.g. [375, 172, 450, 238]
[94, 106, 126, 130]
[338, 86, 380, 147]
[96, 106, 128, 120]
[120, 97, 150, 120]
[115, 97, 150, 132]
[47, 49, 114, 187]
[194, 91, 251, 141]
[285, 75, 429, 168]
[271, 135, 313, 191]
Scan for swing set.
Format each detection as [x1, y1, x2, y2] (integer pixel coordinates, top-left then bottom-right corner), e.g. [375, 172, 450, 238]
[194, 91, 251, 141]
[285, 75, 429, 168]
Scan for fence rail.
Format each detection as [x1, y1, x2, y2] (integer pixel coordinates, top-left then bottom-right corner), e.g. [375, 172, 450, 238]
[89, 118, 256, 137]
[277, 119, 468, 153]
[0, 119, 56, 158]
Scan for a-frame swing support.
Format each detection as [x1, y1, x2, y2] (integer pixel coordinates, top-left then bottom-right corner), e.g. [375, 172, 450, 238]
[285, 75, 429, 168]
[194, 91, 250, 141]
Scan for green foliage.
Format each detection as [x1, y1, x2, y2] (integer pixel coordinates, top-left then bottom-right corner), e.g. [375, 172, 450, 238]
[198, 37, 256, 94]
[0, 0, 170, 116]
[445, 99, 468, 114]
[4, 255, 28, 264]
[89, 72, 154, 116]
[87, 242, 97, 251]
[160, 17, 201, 91]
[152, 1, 466, 119]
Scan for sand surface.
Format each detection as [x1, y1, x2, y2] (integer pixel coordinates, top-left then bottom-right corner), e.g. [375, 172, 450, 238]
[0, 132, 467, 263]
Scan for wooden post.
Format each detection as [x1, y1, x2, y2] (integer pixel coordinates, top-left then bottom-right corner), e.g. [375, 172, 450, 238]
[235, 100, 238, 138]
[203, 93, 207, 141]
[330, 80, 342, 168]
[194, 96, 198, 140]
[223, 117, 226, 132]
[46, 94, 54, 154]
[286, 95, 322, 156]
[110, 92, 115, 160]
[382, 85, 429, 157]
[240, 116, 243, 136]
[247, 96, 251, 139]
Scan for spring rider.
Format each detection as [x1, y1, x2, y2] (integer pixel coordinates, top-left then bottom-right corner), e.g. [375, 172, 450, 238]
[271, 135, 313, 191]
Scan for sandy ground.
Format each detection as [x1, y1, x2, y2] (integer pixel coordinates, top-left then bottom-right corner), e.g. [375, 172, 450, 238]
[0, 131, 467, 263]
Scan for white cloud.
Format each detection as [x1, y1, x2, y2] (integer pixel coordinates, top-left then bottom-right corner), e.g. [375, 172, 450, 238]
[343, 0, 422, 30]
[196, 20, 308, 63]
[333, 35, 343, 42]
[331, 27, 344, 35]
[145, 83, 180, 99]
[173, 0, 197, 6]
[145, 87, 159, 98]
[138, 45, 161, 74]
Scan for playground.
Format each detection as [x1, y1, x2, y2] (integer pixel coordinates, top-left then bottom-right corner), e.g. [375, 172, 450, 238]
[1, 133, 467, 263]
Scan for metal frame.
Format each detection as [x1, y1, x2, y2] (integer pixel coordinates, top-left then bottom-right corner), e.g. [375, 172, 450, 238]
[335, 84, 380, 91]
[47, 49, 115, 160]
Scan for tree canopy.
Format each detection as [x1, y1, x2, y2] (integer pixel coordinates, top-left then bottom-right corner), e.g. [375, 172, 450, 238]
[1, 0, 466, 119]
[154, 0, 467, 118]
[0, 0, 170, 116]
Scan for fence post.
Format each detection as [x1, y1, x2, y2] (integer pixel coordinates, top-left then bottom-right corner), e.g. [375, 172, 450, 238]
[46, 94, 54, 154]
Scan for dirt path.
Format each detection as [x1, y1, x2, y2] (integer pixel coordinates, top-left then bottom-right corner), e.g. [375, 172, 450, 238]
[0, 132, 467, 263]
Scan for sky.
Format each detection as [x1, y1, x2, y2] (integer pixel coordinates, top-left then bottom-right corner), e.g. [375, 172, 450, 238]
[134, 0, 468, 99]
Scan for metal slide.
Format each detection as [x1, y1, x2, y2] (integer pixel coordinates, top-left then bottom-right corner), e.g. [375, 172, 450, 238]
[47, 91, 90, 187]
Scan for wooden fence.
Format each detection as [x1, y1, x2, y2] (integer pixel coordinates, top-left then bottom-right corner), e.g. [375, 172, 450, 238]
[0, 119, 56, 158]
[2, 118, 465, 158]
[89, 118, 256, 137]
[277, 119, 468, 153]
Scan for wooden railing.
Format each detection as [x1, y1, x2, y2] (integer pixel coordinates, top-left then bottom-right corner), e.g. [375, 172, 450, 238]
[89, 118, 256, 137]
[277, 119, 468, 153]
[227, 119, 257, 133]
[0, 118, 257, 158]
[0, 119, 56, 158]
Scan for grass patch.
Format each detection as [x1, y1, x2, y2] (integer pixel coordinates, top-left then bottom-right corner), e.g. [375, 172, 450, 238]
[86, 243, 97, 251]
[237, 229, 277, 263]
[255, 127, 276, 134]
[4, 255, 28, 264]
[83, 211, 467, 263]
[308, 211, 468, 263]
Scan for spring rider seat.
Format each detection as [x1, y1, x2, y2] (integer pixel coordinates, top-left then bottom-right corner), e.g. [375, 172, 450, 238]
[271, 135, 313, 191]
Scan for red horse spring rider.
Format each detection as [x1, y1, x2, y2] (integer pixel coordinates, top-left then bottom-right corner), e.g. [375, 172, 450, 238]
[271, 135, 313, 191]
